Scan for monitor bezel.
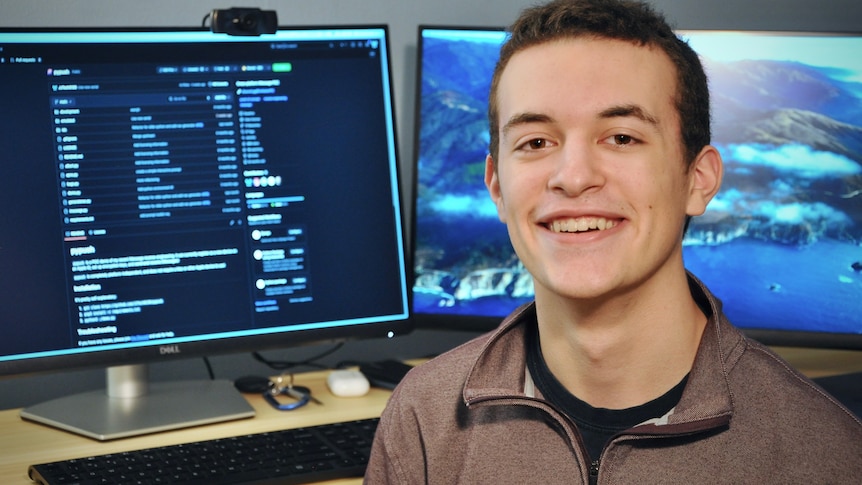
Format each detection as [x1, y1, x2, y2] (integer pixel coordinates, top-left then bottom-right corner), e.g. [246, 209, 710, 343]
[0, 24, 413, 380]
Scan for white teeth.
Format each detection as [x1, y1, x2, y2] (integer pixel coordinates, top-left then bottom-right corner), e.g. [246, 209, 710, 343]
[549, 217, 617, 233]
[577, 218, 589, 232]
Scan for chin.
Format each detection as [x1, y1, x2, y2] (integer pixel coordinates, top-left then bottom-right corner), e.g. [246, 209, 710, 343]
[537, 273, 619, 302]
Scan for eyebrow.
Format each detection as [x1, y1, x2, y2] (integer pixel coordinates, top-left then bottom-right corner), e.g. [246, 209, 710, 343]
[598, 103, 659, 126]
[501, 111, 554, 138]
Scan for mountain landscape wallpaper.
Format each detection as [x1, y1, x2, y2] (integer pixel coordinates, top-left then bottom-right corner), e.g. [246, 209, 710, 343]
[413, 29, 862, 335]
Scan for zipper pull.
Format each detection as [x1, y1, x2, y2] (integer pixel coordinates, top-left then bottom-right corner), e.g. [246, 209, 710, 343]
[589, 460, 600, 485]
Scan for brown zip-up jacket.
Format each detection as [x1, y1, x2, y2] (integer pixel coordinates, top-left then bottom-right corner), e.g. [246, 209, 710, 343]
[366, 274, 862, 484]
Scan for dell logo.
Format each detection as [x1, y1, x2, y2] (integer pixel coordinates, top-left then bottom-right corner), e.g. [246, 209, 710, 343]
[159, 344, 181, 355]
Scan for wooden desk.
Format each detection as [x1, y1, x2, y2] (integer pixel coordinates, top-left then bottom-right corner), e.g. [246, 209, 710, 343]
[0, 367, 393, 485]
[2, 350, 862, 484]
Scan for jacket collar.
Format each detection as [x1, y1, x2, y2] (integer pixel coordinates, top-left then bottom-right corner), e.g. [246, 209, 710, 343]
[463, 272, 740, 431]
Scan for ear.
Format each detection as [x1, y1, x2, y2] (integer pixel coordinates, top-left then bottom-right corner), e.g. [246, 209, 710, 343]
[484, 154, 507, 223]
[686, 145, 723, 217]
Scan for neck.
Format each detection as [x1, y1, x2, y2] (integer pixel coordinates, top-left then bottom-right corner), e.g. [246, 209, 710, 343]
[534, 271, 707, 410]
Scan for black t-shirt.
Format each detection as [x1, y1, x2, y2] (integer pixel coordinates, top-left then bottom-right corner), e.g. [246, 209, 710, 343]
[526, 323, 687, 462]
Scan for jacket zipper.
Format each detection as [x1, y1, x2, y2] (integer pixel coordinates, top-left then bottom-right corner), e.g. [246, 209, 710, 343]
[589, 460, 600, 485]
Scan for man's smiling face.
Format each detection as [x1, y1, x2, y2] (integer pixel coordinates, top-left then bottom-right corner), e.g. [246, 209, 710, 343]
[485, 37, 709, 304]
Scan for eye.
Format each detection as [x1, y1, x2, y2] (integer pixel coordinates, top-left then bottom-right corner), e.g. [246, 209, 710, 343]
[604, 134, 639, 146]
[613, 134, 634, 145]
[518, 138, 549, 151]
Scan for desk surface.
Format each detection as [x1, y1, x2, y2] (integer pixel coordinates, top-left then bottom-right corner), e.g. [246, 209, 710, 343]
[3, 349, 862, 484]
[0, 367, 393, 485]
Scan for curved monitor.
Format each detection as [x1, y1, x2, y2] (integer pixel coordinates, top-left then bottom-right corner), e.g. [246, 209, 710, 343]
[0, 26, 410, 439]
[411, 26, 862, 349]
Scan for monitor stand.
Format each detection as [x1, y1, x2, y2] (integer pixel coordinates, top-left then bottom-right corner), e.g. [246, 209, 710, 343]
[20, 364, 255, 441]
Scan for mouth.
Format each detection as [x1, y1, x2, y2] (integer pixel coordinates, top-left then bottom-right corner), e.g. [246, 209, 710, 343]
[547, 216, 619, 234]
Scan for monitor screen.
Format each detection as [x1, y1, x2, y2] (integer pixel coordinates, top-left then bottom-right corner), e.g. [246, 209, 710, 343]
[0, 26, 410, 438]
[411, 26, 862, 349]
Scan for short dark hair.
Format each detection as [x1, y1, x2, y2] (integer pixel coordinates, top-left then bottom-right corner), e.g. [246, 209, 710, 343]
[487, 0, 710, 169]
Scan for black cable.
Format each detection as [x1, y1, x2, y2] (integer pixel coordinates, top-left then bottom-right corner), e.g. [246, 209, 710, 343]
[202, 356, 215, 380]
[252, 341, 346, 372]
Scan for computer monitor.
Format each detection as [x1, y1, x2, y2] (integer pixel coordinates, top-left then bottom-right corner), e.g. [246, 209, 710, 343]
[411, 26, 862, 349]
[0, 25, 410, 440]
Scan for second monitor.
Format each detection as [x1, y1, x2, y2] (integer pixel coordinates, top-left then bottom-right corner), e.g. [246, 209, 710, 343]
[411, 26, 862, 350]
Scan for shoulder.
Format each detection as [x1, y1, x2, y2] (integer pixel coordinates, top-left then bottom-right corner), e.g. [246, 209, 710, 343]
[392, 305, 536, 402]
[691, 276, 862, 432]
[371, 331, 493, 468]
[729, 337, 862, 442]
[393, 331, 493, 403]
[734, 339, 857, 412]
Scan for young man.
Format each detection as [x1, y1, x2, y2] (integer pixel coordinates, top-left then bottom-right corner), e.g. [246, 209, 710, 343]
[365, 0, 862, 483]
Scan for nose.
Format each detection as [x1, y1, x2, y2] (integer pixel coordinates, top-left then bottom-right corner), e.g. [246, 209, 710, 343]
[547, 142, 605, 197]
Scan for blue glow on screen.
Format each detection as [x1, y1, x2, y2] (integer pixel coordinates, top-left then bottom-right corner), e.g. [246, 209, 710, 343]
[413, 28, 862, 335]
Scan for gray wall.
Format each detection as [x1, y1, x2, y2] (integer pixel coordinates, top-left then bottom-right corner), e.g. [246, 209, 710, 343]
[1, 0, 860, 409]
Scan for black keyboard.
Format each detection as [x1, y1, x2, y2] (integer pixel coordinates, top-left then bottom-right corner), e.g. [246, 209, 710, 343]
[28, 417, 379, 485]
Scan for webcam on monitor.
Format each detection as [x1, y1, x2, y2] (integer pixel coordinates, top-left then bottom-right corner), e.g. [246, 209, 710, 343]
[210, 7, 277, 36]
